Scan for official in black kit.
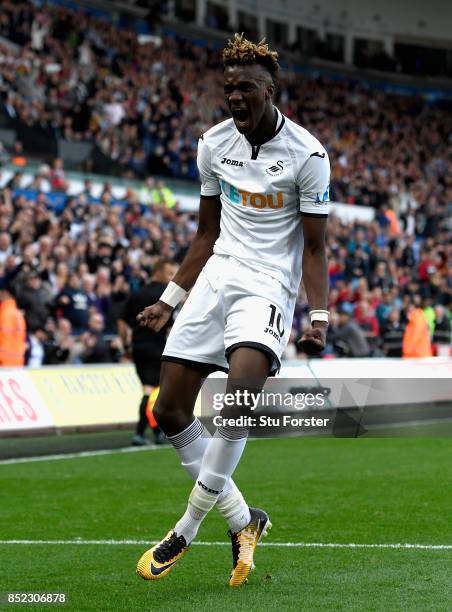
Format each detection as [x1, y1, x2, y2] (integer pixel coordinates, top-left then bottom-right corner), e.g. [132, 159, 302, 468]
[119, 259, 178, 445]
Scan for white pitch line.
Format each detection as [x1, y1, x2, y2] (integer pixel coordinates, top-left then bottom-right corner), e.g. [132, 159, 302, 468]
[0, 540, 451, 550]
[0, 438, 262, 466]
[0, 445, 170, 465]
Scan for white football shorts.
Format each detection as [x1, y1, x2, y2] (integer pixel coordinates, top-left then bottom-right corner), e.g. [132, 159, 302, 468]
[162, 254, 295, 375]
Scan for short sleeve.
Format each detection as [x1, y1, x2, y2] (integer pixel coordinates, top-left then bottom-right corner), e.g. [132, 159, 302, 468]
[197, 136, 221, 197]
[297, 150, 331, 216]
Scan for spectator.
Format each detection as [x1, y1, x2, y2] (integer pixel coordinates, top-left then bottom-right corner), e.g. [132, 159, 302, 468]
[376, 291, 394, 327]
[11, 142, 27, 167]
[16, 271, 50, 332]
[138, 177, 155, 206]
[345, 246, 369, 281]
[26, 326, 47, 367]
[29, 166, 52, 193]
[50, 158, 68, 193]
[81, 274, 98, 309]
[6, 172, 24, 190]
[380, 308, 405, 357]
[0, 233, 13, 266]
[152, 180, 177, 209]
[432, 305, 451, 357]
[44, 318, 76, 364]
[55, 274, 90, 334]
[331, 306, 371, 357]
[77, 312, 121, 364]
[370, 262, 393, 293]
[355, 300, 379, 352]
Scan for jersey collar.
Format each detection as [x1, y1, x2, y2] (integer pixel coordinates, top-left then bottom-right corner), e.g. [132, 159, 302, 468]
[241, 106, 286, 160]
[273, 106, 285, 136]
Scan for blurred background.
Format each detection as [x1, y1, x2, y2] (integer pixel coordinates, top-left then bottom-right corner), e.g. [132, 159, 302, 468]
[0, 0, 450, 452]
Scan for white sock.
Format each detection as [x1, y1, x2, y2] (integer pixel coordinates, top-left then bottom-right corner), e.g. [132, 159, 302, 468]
[216, 482, 251, 533]
[196, 431, 248, 497]
[167, 419, 210, 481]
[174, 429, 248, 542]
[168, 420, 250, 532]
[174, 484, 218, 544]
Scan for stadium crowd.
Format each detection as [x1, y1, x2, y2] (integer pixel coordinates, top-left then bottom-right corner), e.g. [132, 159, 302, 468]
[0, 2, 450, 367]
[0, 167, 449, 366]
[1, 2, 451, 199]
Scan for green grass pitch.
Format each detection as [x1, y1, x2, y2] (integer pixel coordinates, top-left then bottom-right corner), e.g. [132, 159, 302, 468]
[1, 437, 451, 611]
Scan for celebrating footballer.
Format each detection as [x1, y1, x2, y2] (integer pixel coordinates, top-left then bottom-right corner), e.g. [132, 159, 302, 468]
[136, 33, 330, 587]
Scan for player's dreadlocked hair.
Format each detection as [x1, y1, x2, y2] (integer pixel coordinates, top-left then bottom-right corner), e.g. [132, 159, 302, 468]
[223, 33, 280, 80]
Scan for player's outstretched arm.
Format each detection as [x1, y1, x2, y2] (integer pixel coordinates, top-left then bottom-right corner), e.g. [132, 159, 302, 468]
[137, 195, 221, 330]
[299, 215, 329, 355]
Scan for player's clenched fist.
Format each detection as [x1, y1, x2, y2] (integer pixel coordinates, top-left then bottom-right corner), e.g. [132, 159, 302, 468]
[137, 301, 172, 331]
[297, 322, 327, 356]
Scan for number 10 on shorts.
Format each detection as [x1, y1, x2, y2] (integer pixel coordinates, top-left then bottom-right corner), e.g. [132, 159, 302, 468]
[264, 304, 284, 342]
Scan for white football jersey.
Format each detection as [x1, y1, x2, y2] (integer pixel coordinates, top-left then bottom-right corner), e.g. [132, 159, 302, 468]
[198, 107, 330, 296]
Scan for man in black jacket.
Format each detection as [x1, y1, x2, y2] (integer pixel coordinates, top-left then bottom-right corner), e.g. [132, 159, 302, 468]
[80, 312, 121, 364]
[381, 307, 405, 357]
[433, 305, 451, 356]
[332, 306, 371, 357]
[119, 259, 178, 445]
[16, 271, 50, 331]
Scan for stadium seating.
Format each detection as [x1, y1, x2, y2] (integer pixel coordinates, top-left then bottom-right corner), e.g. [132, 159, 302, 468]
[0, 1, 450, 365]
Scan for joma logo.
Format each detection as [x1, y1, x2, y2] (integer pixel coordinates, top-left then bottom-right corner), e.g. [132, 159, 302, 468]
[221, 157, 244, 167]
[198, 480, 221, 495]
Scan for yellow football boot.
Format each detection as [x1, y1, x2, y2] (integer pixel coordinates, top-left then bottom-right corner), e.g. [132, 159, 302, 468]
[228, 507, 272, 587]
[137, 531, 189, 580]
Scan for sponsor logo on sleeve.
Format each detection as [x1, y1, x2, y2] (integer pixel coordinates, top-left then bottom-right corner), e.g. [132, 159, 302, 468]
[315, 185, 330, 204]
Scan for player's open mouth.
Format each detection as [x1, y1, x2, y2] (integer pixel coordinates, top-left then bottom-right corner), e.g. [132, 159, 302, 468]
[231, 108, 250, 127]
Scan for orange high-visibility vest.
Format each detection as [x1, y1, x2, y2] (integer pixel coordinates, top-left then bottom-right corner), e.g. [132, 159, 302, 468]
[0, 298, 26, 366]
[403, 309, 433, 358]
[385, 208, 401, 237]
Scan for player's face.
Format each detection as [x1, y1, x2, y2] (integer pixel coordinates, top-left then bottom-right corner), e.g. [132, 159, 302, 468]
[224, 65, 274, 135]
